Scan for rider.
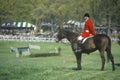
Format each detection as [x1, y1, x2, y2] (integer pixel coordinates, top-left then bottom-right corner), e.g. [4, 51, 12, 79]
[76, 13, 96, 52]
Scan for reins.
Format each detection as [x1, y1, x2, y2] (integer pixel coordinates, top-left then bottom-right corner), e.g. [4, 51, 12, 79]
[57, 29, 79, 45]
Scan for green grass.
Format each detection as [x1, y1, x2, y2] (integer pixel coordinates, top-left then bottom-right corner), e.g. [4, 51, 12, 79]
[0, 41, 120, 80]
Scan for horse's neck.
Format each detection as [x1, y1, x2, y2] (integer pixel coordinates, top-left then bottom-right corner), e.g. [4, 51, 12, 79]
[64, 31, 78, 43]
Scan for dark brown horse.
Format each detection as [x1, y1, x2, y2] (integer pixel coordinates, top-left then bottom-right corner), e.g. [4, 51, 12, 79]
[55, 29, 115, 71]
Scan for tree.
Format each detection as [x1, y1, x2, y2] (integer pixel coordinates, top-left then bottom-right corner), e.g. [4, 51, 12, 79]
[91, 0, 120, 26]
[0, 0, 35, 24]
[1, 0, 120, 28]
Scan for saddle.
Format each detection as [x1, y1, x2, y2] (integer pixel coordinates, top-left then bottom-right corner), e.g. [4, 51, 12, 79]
[81, 36, 96, 49]
[81, 36, 93, 44]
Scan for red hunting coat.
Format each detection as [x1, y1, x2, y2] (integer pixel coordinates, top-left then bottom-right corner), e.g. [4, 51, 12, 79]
[81, 19, 96, 37]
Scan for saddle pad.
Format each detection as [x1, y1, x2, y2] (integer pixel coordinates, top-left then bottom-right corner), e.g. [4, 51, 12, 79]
[81, 36, 93, 44]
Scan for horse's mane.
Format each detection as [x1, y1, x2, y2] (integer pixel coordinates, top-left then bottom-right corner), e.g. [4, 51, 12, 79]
[60, 29, 79, 42]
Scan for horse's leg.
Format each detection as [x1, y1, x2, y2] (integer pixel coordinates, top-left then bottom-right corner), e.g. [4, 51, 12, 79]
[99, 50, 105, 71]
[106, 48, 115, 71]
[109, 53, 115, 71]
[75, 52, 82, 70]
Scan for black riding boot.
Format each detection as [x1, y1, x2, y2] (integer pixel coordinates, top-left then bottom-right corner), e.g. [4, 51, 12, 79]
[75, 41, 82, 52]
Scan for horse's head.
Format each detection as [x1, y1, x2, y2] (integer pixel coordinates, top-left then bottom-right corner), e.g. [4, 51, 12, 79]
[55, 29, 66, 42]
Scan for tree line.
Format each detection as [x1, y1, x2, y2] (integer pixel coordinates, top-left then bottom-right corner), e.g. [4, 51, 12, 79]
[0, 0, 120, 27]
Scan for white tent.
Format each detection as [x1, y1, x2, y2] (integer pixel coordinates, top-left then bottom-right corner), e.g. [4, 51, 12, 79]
[1, 22, 36, 30]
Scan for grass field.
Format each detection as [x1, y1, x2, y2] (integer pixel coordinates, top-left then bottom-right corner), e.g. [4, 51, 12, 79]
[0, 41, 120, 80]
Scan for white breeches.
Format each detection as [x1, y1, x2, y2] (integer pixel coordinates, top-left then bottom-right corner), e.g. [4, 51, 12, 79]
[77, 36, 83, 41]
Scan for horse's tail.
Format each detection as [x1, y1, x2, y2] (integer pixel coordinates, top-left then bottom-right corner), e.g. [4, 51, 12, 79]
[106, 36, 112, 62]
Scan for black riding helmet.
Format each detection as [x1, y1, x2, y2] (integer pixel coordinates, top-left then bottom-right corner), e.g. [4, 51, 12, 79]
[84, 13, 90, 17]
